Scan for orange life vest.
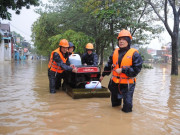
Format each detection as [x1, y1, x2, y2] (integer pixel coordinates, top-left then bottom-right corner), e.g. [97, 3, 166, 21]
[112, 48, 138, 84]
[48, 48, 67, 73]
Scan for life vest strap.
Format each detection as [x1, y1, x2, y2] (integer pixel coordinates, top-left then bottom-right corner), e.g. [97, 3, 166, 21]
[48, 59, 64, 72]
[112, 75, 135, 80]
[112, 75, 136, 84]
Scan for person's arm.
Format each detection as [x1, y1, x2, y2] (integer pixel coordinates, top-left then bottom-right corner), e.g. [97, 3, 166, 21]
[81, 53, 86, 65]
[65, 53, 71, 66]
[99, 52, 113, 82]
[121, 52, 143, 77]
[102, 52, 114, 77]
[66, 58, 70, 66]
[93, 53, 99, 66]
[53, 52, 73, 71]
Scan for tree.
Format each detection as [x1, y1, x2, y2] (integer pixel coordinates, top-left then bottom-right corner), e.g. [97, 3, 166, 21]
[82, 0, 163, 64]
[33, 0, 164, 65]
[146, 0, 180, 75]
[32, 12, 62, 56]
[0, 0, 40, 20]
[48, 29, 94, 55]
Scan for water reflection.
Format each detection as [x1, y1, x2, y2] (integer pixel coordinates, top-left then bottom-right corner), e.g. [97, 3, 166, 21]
[0, 61, 180, 135]
[134, 64, 180, 134]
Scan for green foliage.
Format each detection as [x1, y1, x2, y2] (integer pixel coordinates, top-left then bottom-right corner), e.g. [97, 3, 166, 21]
[32, 12, 62, 56]
[48, 29, 94, 55]
[32, 0, 164, 63]
[83, 0, 163, 44]
[0, 0, 40, 20]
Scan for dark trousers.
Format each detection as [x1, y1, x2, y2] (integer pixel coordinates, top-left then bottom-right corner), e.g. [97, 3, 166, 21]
[48, 69, 64, 93]
[108, 79, 135, 112]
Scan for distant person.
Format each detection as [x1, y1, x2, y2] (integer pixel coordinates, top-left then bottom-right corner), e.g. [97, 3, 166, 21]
[68, 42, 75, 56]
[48, 39, 77, 94]
[81, 43, 98, 66]
[99, 29, 143, 113]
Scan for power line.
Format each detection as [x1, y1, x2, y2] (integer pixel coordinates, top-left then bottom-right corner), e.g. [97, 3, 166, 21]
[9, 22, 33, 43]
[10, 23, 31, 37]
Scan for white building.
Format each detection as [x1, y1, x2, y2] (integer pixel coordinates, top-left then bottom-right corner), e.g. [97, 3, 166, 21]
[0, 23, 13, 62]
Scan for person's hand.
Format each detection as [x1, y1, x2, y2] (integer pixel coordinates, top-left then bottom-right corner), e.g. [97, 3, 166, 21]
[72, 67, 77, 73]
[99, 76, 104, 82]
[70, 64, 75, 68]
[115, 68, 122, 74]
[84, 63, 87, 66]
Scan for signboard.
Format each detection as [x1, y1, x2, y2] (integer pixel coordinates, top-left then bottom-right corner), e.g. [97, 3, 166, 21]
[16, 37, 20, 44]
[24, 48, 28, 53]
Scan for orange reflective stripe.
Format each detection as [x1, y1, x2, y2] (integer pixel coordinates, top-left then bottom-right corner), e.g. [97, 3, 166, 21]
[49, 61, 64, 72]
[112, 76, 135, 84]
[112, 48, 138, 84]
[48, 48, 67, 73]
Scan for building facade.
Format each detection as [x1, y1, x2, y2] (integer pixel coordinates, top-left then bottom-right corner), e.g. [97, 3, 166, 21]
[0, 23, 13, 62]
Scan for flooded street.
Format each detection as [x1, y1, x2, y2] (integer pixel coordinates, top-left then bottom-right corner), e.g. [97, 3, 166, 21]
[0, 60, 180, 135]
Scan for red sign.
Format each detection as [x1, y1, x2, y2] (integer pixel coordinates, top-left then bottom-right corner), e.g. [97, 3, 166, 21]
[77, 67, 99, 73]
[24, 48, 28, 52]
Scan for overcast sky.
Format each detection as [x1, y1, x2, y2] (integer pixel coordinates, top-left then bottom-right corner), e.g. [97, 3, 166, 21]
[1, 6, 40, 43]
[0, 1, 172, 50]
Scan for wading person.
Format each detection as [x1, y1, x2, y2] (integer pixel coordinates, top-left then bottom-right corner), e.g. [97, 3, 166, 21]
[48, 39, 77, 94]
[99, 29, 143, 113]
[68, 42, 75, 56]
[82, 43, 98, 66]
[62, 42, 76, 88]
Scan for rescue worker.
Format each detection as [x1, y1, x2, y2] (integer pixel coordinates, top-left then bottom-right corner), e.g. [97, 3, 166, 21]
[62, 42, 76, 88]
[68, 42, 75, 56]
[48, 39, 77, 94]
[99, 29, 143, 113]
[82, 43, 98, 66]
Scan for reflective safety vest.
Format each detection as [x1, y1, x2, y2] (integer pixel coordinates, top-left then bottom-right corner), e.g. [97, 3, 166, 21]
[112, 48, 138, 84]
[48, 48, 67, 73]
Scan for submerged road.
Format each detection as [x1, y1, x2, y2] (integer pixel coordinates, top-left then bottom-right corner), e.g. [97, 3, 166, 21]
[0, 60, 180, 135]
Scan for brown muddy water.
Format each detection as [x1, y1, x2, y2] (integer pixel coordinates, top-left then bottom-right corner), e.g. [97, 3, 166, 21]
[0, 60, 180, 135]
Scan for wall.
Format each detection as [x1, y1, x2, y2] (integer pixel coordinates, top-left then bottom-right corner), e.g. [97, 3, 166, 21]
[0, 38, 12, 62]
[0, 40, 4, 62]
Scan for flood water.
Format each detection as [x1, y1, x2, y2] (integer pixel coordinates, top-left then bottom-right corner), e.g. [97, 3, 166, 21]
[0, 60, 180, 135]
